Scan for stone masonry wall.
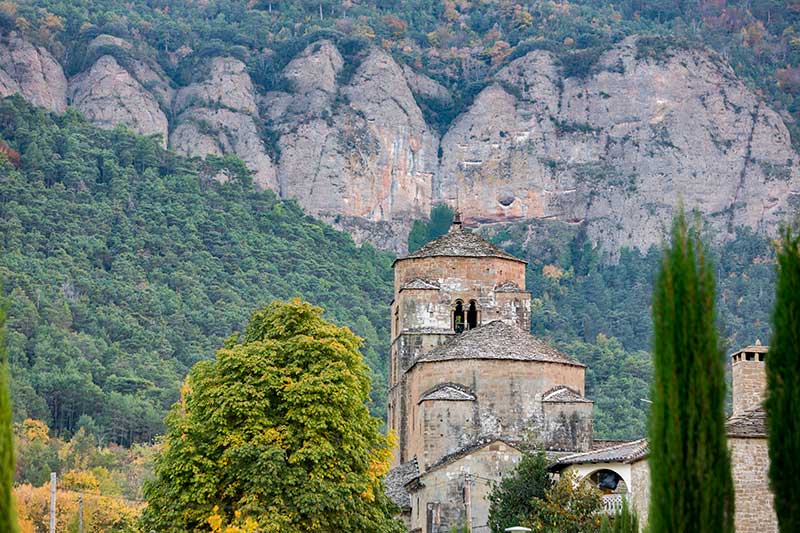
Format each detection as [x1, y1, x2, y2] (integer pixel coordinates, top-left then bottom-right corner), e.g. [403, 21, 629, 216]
[730, 437, 777, 533]
[403, 359, 588, 463]
[408, 441, 522, 533]
[541, 401, 593, 452]
[631, 459, 650, 530]
[731, 358, 766, 415]
[419, 399, 476, 469]
[394, 256, 526, 295]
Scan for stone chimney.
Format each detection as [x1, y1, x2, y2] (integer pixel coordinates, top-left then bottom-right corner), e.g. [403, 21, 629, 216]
[730, 340, 768, 416]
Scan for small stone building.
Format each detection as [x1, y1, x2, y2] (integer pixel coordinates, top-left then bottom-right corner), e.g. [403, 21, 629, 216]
[386, 215, 593, 532]
[550, 342, 777, 532]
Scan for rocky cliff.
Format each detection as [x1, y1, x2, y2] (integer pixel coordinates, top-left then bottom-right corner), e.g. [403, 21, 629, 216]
[4, 32, 798, 253]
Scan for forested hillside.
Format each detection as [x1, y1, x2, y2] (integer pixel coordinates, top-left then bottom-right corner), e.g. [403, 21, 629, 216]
[0, 96, 393, 443]
[0, 94, 784, 443]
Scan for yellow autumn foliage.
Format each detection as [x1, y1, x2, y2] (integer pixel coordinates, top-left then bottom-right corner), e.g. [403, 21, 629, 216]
[15, 483, 141, 533]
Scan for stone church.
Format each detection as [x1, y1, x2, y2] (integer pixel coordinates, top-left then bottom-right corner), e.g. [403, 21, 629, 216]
[385, 214, 594, 532]
[384, 214, 779, 533]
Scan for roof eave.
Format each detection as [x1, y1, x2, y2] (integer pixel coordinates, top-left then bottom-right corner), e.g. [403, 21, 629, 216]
[393, 253, 528, 267]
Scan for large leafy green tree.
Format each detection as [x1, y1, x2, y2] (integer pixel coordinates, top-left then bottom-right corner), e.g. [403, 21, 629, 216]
[487, 450, 552, 533]
[765, 228, 800, 532]
[141, 299, 404, 533]
[0, 293, 19, 533]
[648, 213, 734, 533]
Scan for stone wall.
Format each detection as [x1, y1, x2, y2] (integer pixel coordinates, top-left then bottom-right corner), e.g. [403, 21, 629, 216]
[541, 400, 594, 452]
[402, 358, 589, 464]
[394, 256, 526, 296]
[419, 399, 476, 469]
[730, 437, 777, 533]
[408, 440, 521, 533]
[731, 356, 766, 415]
[630, 459, 650, 530]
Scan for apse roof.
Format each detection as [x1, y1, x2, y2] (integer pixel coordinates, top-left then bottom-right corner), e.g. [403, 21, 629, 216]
[418, 383, 477, 403]
[727, 407, 767, 438]
[398, 226, 525, 264]
[415, 320, 583, 367]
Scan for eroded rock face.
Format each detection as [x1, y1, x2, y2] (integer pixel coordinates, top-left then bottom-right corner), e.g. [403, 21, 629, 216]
[438, 37, 800, 252]
[173, 57, 257, 115]
[0, 32, 67, 112]
[268, 44, 438, 248]
[68, 55, 168, 146]
[402, 64, 452, 105]
[172, 57, 276, 189]
[4, 31, 798, 254]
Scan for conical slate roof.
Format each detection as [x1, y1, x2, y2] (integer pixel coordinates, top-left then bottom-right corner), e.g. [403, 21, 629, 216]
[416, 320, 583, 366]
[399, 224, 525, 263]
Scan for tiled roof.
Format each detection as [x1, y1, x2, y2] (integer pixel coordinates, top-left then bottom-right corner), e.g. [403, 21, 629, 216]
[419, 383, 476, 403]
[416, 320, 583, 367]
[400, 278, 440, 291]
[411, 438, 522, 480]
[551, 439, 649, 470]
[542, 386, 592, 403]
[730, 341, 768, 356]
[399, 226, 525, 263]
[384, 459, 419, 510]
[727, 407, 767, 438]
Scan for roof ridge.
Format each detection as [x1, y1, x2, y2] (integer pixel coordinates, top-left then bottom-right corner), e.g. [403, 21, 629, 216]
[413, 320, 583, 367]
[396, 228, 526, 264]
[557, 438, 647, 463]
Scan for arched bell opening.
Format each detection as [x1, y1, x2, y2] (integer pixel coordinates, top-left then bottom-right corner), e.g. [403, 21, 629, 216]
[467, 300, 479, 330]
[453, 300, 465, 333]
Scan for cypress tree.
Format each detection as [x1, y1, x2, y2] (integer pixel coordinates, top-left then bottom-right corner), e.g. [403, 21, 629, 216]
[648, 212, 734, 533]
[0, 294, 19, 533]
[765, 228, 800, 531]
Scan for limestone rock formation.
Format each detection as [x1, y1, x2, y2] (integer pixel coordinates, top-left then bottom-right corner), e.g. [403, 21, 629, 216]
[173, 57, 257, 115]
[266, 44, 439, 248]
[402, 64, 452, 105]
[438, 37, 800, 251]
[2, 31, 797, 254]
[172, 56, 276, 189]
[68, 55, 168, 146]
[0, 32, 67, 112]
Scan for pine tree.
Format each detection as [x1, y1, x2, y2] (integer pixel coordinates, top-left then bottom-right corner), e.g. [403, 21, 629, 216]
[765, 228, 800, 531]
[648, 212, 734, 533]
[0, 293, 19, 533]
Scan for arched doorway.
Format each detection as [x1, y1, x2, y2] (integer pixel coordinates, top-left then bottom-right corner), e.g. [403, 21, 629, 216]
[584, 468, 630, 515]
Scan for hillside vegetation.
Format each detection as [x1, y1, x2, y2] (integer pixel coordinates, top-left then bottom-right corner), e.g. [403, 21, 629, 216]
[0, 93, 784, 443]
[0, 96, 393, 443]
[4, 0, 800, 144]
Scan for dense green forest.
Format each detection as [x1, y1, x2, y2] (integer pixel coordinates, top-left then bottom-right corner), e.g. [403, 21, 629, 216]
[0, 96, 393, 444]
[4, 0, 800, 142]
